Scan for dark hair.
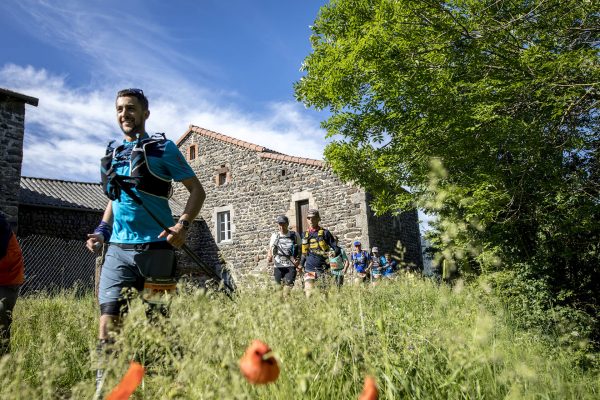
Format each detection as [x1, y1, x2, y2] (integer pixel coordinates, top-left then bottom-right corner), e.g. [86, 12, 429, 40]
[116, 88, 149, 110]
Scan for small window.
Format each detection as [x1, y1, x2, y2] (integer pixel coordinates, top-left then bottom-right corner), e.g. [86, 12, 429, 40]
[216, 165, 229, 186]
[217, 211, 231, 242]
[281, 169, 286, 176]
[188, 144, 197, 161]
[218, 172, 227, 186]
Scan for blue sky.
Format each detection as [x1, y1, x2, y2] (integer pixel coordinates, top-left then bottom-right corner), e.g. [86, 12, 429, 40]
[0, 0, 329, 182]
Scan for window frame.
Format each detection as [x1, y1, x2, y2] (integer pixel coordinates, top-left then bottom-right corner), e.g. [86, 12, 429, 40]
[218, 172, 227, 186]
[188, 144, 197, 161]
[214, 206, 234, 244]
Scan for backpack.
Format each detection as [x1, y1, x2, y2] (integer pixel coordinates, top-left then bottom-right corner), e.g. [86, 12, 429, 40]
[302, 229, 330, 256]
[273, 231, 298, 258]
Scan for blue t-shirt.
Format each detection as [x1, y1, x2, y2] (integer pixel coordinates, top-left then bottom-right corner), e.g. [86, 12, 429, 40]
[381, 256, 397, 275]
[109, 134, 195, 244]
[351, 250, 371, 273]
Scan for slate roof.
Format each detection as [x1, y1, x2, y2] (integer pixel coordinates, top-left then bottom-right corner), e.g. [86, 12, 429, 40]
[176, 125, 326, 169]
[19, 176, 187, 216]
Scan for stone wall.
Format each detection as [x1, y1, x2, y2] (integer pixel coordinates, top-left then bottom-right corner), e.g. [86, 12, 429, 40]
[174, 131, 423, 280]
[0, 99, 25, 227]
[18, 205, 103, 240]
[174, 134, 371, 279]
[174, 218, 223, 277]
[364, 194, 423, 269]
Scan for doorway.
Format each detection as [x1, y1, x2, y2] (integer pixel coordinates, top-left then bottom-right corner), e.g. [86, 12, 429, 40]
[296, 200, 309, 234]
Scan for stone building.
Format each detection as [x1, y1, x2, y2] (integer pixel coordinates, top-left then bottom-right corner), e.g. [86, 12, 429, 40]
[0, 85, 422, 286]
[0, 88, 38, 228]
[174, 125, 422, 275]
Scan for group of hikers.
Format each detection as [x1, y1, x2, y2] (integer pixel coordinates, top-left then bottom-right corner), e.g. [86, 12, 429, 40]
[0, 88, 410, 397]
[266, 211, 403, 295]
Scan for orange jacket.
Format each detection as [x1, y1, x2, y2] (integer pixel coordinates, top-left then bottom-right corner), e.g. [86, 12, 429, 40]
[0, 216, 24, 286]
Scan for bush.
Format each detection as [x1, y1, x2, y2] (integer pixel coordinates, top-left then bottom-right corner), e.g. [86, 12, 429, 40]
[478, 265, 598, 356]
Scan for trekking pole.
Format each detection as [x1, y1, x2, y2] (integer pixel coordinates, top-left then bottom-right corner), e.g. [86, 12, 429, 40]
[110, 175, 235, 299]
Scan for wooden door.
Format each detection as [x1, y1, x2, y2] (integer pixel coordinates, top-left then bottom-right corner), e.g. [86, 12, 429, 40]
[296, 200, 309, 234]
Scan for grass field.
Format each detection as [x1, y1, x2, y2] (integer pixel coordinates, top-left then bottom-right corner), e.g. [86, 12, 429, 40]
[1, 275, 598, 399]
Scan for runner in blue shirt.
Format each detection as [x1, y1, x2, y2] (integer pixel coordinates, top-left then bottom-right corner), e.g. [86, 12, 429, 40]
[350, 240, 371, 285]
[381, 252, 397, 279]
[85, 88, 205, 396]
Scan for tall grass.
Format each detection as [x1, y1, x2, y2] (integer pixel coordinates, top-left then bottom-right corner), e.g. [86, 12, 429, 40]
[1, 276, 598, 399]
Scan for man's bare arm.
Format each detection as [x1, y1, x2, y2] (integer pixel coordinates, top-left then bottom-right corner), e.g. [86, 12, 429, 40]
[159, 176, 205, 248]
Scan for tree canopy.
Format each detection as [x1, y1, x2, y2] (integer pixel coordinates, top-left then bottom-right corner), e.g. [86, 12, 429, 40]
[295, 0, 599, 311]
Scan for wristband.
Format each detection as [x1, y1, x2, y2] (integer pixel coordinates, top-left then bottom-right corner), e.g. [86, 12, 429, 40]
[94, 221, 113, 242]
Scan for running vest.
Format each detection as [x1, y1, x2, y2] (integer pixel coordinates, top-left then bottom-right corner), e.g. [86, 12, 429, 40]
[381, 256, 394, 274]
[272, 231, 298, 266]
[329, 251, 345, 271]
[351, 250, 370, 273]
[371, 255, 382, 274]
[302, 229, 330, 257]
[101, 133, 172, 200]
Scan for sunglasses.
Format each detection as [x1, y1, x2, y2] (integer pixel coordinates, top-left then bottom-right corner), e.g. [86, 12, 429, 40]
[117, 88, 144, 97]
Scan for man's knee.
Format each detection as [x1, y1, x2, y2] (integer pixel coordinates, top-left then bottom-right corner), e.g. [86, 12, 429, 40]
[100, 300, 128, 316]
[98, 303, 123, 339]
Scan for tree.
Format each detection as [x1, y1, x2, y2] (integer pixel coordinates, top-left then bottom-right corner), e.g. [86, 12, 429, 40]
[295, 0, 600, 311]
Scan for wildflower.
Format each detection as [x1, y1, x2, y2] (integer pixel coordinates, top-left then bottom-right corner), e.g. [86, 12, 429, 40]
[359, 375, 378, 400]
[239, 339, 280, 384]
[106, 361, 145, 400]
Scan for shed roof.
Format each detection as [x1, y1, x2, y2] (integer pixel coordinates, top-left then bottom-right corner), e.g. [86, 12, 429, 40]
[20, 176, 186, 216]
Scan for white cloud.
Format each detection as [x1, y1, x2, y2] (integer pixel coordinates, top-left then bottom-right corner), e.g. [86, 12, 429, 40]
[0, 1, 328, 181]
[1, 64, 327, 181]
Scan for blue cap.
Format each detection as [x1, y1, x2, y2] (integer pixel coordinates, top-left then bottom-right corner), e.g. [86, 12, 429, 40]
[353, 241, 361, 246]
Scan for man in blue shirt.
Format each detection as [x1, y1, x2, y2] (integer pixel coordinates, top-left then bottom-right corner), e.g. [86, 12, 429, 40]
[381, 252, 398, 279]
[350, 241, 371, 284]
[86, 88, 205, 394]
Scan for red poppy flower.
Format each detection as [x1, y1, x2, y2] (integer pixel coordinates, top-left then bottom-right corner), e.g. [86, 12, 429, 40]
[106, 361, 145, 400]
[239, 339, 280, 384]
[358, 375, 378, 400]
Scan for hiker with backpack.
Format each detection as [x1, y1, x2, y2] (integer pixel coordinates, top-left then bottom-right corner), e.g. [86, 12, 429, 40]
[0, 213, 24, 355]
[85, 88, 206, 397]
[369, 247, 383, 285]
[350, 241, 371, 285]
[381, 252, 398, 279]
[300, 209, 340, 296]
[328, 235, 350, 288]
[267, 215, 301, 293]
